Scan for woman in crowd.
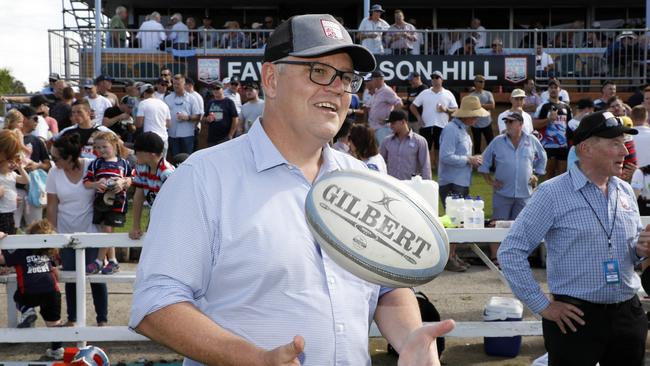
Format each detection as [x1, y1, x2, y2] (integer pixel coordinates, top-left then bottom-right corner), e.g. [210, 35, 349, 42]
[349, 124, 387, 174]
[46, 133, 109, 326]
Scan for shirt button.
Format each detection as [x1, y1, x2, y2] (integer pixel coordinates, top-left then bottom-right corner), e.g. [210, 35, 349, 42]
[327, 276, 335, 286]
[335, 323, 345, 333]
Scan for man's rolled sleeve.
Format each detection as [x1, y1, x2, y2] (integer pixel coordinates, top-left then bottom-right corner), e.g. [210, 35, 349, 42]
[439, 127, 469, 167]
[129, 161, 219, 330]
[417, 138, 432, 179]
[478, 140, 495, 174]
[498, 183, 555, 314]
[532, 138, 548, 176]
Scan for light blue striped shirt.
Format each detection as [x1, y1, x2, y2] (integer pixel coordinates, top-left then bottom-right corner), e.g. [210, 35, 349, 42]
[478, 132, 547, 198]
[498, 162, 644, 313]
[130, 120, 387, 366]
[438, 118, 473, 187]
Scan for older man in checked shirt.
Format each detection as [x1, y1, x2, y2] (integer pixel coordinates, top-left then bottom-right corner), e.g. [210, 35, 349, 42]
[498, 111, 650, 366]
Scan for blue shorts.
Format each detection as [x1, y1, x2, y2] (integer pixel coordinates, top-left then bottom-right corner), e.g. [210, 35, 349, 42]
[492, 193, 529, 221]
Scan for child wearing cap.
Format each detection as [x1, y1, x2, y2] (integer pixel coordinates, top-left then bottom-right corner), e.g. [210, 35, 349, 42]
[128, 132, 175, 240]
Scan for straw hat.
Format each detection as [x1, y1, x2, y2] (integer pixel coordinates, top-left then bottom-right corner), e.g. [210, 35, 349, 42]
[452, 95, 490, 118]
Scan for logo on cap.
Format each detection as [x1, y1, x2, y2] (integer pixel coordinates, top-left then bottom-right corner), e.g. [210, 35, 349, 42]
[321, 19, 343, 40]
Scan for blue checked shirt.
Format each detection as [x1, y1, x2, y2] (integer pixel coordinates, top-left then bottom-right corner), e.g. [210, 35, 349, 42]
[438, 118, 473, 187]
[130, 121, 390, 366]
[478, 132, 547, 198]
[498, 162, 644, 314]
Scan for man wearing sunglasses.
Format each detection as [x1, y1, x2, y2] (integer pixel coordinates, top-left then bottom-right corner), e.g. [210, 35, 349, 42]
[499, 111, 650, 366]
[131, 13, 453, 366]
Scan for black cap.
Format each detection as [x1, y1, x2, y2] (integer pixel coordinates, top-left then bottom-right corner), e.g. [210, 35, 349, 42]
[407, 71, 420, 80]
[229, 76, 240, 84]
[211, 80, 224, 89]
[573, 111, 638, 145]
[502, 111, 524, 122]
[156, 77, 168, 85]
[95, 74, 114, 84]
[371, 70, 385, 78]
[243, 81, 260, 89]
[134, 132, 165, 154]
[30, 94, 50, 108]
[576, 98, 594, 110]
[387, 110, 407, 123]
[185, 77, 195, 85]
[17, 105, 37, 118]
[263, 14, 376, 73]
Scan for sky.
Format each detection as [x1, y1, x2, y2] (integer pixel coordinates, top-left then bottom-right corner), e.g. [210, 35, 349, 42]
[0, 0, 64, 93]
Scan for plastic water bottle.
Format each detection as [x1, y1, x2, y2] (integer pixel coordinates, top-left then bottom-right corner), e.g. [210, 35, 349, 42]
[456, 197, 467, 228]
[474, 196, 485, 228]
[463, 195, 475, 228]
[446, 195, 458, 227]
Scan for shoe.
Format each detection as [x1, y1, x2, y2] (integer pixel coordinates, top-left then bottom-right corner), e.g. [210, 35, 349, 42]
[101, 260, 120, 275]
[86, 261, 102, 275]
[445, 257, 467, 272]
[17, 308, 37, 328]
[45, 347, 64, 360]
[97, 321, 108, 327]
[62, 320, 76, 327]
[456, 256, 471, 268]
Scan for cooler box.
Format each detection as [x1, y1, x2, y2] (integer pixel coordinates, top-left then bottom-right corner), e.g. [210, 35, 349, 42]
[483, 296, 523, 357]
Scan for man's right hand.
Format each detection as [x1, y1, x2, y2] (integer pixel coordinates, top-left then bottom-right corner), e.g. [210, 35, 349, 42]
[540, 301, 585, 334]
[262, 335, 304, 366]
[468, 155, 483, 167]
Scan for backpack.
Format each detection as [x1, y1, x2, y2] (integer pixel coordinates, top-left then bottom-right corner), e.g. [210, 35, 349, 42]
[27, 169, 48, 208]
[387, 291, 445, 357]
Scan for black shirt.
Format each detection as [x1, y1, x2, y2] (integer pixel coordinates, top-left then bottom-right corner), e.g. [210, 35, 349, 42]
[103, 106, 130, 140]
[2, 249, 58, 294]
[205, 98, 238, 143]
[50, 102, 72, 130]
[405, 83, 428, 121]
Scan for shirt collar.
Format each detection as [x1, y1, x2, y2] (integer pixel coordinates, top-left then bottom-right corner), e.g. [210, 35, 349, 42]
[451, 118, 467, 129]
[569, 161, 619, 193]
[247, 119, 289, 172]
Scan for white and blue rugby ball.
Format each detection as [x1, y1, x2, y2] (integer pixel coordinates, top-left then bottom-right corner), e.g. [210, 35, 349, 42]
[305, 169, 449, 287]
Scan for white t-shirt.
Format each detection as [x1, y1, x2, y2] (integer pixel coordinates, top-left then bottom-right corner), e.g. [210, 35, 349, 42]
[45, 159, 98, 234]
[536, 52, 554, 72]
[541, 89, 571, 104]
[497, 110, 534, 135]
[225, 89, 242, 114]
[412, 88, 458, 128]
[85, 95, 113, 126]
[241, 100, 265, 132]
[165, 92, 202, 138]
[364, 154, 387, 174]
[137, 20, 166, 50]
[631, 169, 650, 199]
[136, 97, 171, 141]
[473, 26, 487, 48]
[0, 171, 17, 213]
[153, 91, 167, 101]
[31, 116, 50, 140]
[189, 90, 205, 117]
[358, 17, 389, 54]
[632, 125, 650, 168]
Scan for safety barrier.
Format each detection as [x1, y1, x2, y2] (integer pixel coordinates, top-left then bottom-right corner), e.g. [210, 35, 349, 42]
[48, 27, 649, 88]
[1, 217, 648, 344]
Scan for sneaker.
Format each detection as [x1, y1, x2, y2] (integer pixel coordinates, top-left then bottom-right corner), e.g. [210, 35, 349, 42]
[456, 256, 471, 268]
[97, 321, 108, 327]
[45, 347, 64, 360]
[17, 308, 37, 328]
[86, 261, 102, 275]
[62, 320, 76, 327]
[445, 257, 467, 272]
[101, 260, 120, 275]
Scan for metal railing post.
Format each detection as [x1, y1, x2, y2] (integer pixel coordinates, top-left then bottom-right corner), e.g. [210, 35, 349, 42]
[64, 35, 71, 80]
[75, 247, 87, 348]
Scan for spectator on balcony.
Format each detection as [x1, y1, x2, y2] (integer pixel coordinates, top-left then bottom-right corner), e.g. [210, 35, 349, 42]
[222, 77, 242, 114]
[95, 75, 119, 107]
[594, 80, 617, 111]
[535, 45, 554, 78]
[50, 86, 74, 131]
[198, 17, 217, 48]
[523, 78, 543, 113]
[605, 31, 642, 77]
[169, 13, 190, 50]
[185, 17, 199, 48]
[387, 9, 416, 55]
[82, 79, 112, 127]
[407, 18, 422, 55]
[451, 37, 476, 56]
[220, 21, 247, 49]
[519, 20, 549, 49]
[165, 74, 202, 156]
[358, 4, 390, 54]
[109, 6, 128, 48]
[468, 74, 495, 154]
[136, 11, 166, 50]
[489, 38, 504, 54]
[470, 18, 487, 48]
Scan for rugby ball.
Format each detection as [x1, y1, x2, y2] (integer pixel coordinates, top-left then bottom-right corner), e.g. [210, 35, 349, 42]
[305, 169, 449, 287]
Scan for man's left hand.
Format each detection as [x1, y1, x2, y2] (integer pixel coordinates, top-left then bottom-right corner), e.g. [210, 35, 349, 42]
[397, 320, 455, 366]
[636, 224, 650, 258]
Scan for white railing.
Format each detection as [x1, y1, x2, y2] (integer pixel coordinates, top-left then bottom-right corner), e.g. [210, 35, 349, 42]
[1, 218, 649, 344]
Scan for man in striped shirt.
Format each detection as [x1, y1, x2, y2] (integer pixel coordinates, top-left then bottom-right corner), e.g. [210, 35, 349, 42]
[128, 132, 174, 240]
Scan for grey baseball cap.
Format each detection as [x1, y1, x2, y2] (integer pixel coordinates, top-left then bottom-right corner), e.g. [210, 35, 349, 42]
[263, 14, 376, 73]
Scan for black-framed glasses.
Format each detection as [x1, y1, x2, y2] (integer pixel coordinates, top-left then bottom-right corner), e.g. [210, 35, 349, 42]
[273, 60, 365, 93]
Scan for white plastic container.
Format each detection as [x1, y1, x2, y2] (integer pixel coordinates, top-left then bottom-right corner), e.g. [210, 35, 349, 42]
[402, 175, 439, 217]
[463, 195, 474, 228]
[483, 296, 524, 357]
[474, 196, 485, 228]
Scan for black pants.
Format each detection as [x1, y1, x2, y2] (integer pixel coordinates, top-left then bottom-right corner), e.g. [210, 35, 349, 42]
[471, 125, 494, 155]
[543, 295, 647, 366]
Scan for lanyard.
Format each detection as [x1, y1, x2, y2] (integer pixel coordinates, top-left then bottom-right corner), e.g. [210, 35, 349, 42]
[578, 187, 618, 249]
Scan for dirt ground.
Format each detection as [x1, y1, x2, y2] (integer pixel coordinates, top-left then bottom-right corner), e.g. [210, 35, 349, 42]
[0, 262, 647, 365]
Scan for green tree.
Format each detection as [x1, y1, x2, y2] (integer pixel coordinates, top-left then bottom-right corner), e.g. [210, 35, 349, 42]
[0, 68, 27, 94]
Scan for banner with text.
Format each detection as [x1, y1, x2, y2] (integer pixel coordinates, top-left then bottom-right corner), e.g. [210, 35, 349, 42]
[191, 54, 535, 87]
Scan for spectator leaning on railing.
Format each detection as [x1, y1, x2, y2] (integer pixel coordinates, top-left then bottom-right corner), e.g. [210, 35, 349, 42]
[169, 13, 190, 50]
[358, 4, 390, 54]
[109, 6, 128, 48]
[387, 9, 416, 55]
[136, 11, 166, 50]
